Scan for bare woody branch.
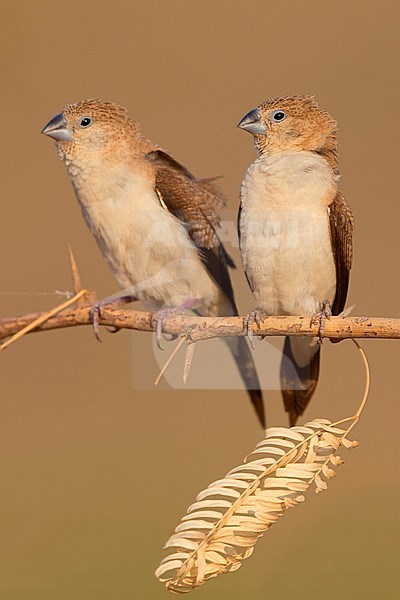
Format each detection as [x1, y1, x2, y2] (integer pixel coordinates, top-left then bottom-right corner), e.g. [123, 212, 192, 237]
[1, 251, 398, 349]
[1, 304, 400, 347]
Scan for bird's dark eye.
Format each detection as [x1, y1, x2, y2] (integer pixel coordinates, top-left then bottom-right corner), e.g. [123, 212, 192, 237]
[272, 110, 286, 123]
[79, 117, 92, 128]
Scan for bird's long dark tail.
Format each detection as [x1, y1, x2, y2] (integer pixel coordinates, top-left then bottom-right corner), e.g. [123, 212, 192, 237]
[224, 335, 265, 428]
[204, 295, 265, 428]
[280, 337, 320, 426]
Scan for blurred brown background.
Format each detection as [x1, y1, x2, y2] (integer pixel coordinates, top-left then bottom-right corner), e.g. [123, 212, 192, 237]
[1, 1, 399, 598]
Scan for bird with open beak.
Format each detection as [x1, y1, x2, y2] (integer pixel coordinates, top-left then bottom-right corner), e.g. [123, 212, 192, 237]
[42, 99, 265, 428]
[237, 95, 354, 425]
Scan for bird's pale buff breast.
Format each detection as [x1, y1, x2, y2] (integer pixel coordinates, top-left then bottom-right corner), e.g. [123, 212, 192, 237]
[67, 162, 221, 311]
[240, 151, 337, 315]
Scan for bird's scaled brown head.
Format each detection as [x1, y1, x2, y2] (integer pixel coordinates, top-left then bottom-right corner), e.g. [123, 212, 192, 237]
[41, 99, 140, 164]
[238, 95, 338, 163]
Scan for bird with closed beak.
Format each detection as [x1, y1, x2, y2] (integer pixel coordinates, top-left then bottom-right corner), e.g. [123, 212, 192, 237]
[238, 94, 354, 425]
[41, 99, 265, 427]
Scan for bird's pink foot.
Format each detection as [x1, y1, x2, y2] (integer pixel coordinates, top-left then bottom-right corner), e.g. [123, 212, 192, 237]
[151, 298, 199, 350]
[244, 307, 268, 349]
[90, 294, 137, 342]
[311, 300, 332, 342]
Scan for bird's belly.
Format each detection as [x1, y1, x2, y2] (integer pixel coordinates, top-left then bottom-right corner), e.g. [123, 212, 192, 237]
[84, 200, 219, 311]
[242, 207, 336, 315]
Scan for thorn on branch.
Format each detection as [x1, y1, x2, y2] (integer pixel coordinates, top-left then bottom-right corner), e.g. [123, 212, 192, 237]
[68, 245, 83, 295]
[68, 245, 96, 307]
[183, 341, 196, 384]
[154, 337, 186, 386]
[0, 289, 90, 351]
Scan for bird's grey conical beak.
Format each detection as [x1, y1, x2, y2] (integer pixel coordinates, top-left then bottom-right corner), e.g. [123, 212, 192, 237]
[237, 108, 267, 135]
[41, 112, 73, 142]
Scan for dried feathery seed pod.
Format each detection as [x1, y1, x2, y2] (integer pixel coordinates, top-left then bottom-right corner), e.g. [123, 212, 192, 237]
[155, 419, 358, 594]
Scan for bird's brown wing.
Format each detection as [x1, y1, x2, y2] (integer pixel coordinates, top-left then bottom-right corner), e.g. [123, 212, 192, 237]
[328, 191, 354, 315]
[146, 149, 236, 308]
[146, 150, 265, 429]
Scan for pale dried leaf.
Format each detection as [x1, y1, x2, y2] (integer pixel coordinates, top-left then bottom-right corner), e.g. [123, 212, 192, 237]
[265, 427, 305, 441]
[251, 445, 293, 459]
[305, 436, 319, 463]
[164, 537, 199, 551]
[275, 467, 317, 479]
[322, 464, 336, 479]
[255, 438, 296, 450]
[314, 474, 328, 492]
[291, 426, 315, 435]
[160, 552, 189, 565]
[227, 562, 243, 572]
[155, 559, 184, 581]
[289, 463, 320, 472]
[176, 520, 215, 532]
[208, 478, 249, 490]
[167, 530, 206, 542]
[228, 463, 267, 475]
[187, 499, 232, 512]
[205, 550, 228, 565]
[196, 549, 206, 585]
[247, 458, 284, 468]
[341, 437, 353, 449]
[322, 432, 341, 450]
[330, 456, 344, 467]
[182, 510, 223, 521]
[196, 487, 241, 501]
